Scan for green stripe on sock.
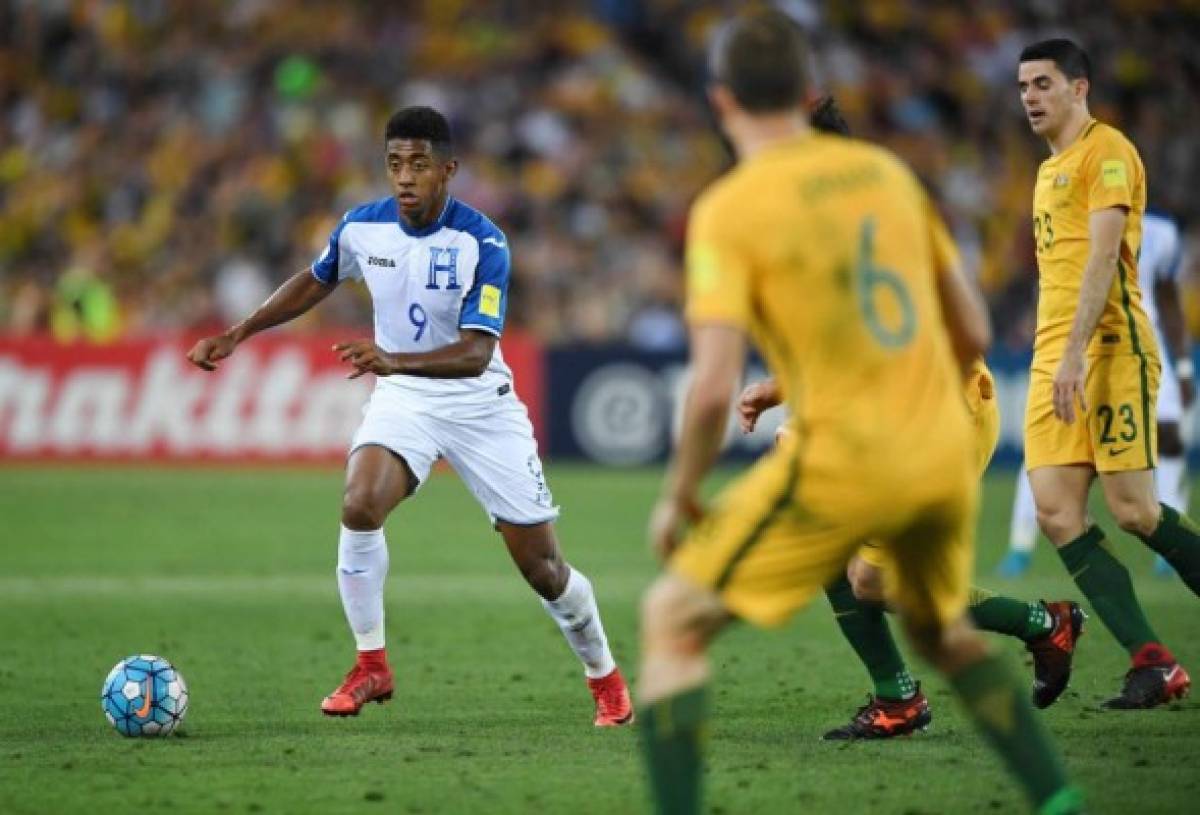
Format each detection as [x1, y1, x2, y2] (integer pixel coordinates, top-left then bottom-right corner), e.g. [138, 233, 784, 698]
[825, 576, 915, 699]
[970, 596, 1052, 642]
[949, 654, 1075, 811]
[1142, 504, 1200, 597]
[640, 686, 708, 815]
[1058, 525, 1158, 655]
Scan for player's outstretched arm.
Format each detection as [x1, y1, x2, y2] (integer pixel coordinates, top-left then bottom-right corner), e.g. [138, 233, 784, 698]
[334, 329, 496, 380]
[1053, 206, 1127, 422]
[935, 256, 992, 374]
[187, 269, 336, 371]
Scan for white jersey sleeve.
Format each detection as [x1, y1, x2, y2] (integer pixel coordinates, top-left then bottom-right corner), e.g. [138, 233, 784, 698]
[312, 210, 365, 284]
[1138, 213, 1183, 341]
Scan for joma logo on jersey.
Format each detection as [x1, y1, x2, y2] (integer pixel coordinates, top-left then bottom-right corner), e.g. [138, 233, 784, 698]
[367, 256, 396, 268]
[426, 246, 461, 290]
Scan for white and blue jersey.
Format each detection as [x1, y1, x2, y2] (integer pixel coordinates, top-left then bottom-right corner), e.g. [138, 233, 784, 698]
[1139, 212, 1187, 423]
[313, 195, 514, 408]
[1139, 212, 1184, 355]
[315, 194, 558, 525]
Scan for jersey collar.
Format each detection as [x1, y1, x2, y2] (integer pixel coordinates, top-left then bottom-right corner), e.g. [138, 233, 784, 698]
[396, 196, 454, 238]
[1047, 118, 1097, 162]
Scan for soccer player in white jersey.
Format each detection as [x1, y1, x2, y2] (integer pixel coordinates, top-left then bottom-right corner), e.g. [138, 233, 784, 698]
[187, 107, 634, 725]
[1000, 210, 1193, 577]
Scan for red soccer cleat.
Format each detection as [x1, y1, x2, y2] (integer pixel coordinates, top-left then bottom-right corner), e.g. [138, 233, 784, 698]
[1103, 644, 1191, 710]
[1027, 600, 1086, 709]
[587, 667, 634, 727]
[320, 657, 394, 717]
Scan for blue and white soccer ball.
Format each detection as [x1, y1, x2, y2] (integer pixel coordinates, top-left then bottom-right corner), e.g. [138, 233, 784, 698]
[100, 655, 188, 737]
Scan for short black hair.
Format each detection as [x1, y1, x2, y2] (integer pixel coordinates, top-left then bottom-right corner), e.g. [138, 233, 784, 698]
[1019, 38, 1091, 81]
[809, 95, 850, 136]
[384, 106, 453, 155]
[709, 10, 809, 113]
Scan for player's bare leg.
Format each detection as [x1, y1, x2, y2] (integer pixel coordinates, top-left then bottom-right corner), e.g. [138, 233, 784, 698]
[1102, 443, 1200, 599]
[1031, 464, 1190, 707]
[498, 520, 631, 726]
[321, 444, 415, 716]
[637, 573, 731, 815]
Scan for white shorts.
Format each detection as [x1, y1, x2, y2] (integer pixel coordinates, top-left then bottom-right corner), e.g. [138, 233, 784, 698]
[350, 386, 559, 526]
[1158, 358, 1183, 424]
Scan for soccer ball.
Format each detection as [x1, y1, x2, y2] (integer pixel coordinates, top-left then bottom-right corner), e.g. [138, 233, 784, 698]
[100, 655, 188, 737]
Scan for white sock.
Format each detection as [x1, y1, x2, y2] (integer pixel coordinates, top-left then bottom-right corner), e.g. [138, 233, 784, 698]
[541, 568, 616, 679]
[336, 525, 389, 651]
[1008, 466, 1039, 554]
[1157, 455, 1189, 514]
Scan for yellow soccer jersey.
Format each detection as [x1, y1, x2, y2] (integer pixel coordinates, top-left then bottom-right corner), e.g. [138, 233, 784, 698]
[686, 133, 970, 465]
[1032, 119, 1155, 361]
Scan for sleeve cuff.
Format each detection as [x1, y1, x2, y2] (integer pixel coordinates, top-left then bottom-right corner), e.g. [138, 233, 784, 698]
[460, 323, 502, 337]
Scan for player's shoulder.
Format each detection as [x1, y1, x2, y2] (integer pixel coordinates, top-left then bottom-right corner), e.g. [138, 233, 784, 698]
[343, 195, 399, 224]
[842, 137, 921, 185]
[1083, 120, 1141, 161]
[689, 169, 739, 228]
[443, 197, 508, 248]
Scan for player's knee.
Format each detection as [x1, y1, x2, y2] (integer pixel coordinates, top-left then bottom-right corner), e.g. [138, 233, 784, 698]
[640, 577, 712, 656]
[1034, 504, 1086, 546]
[847, 559, 884, 602]
[1112, 496, 1161, 537]
[341, 488, 387, 530]
[518, 553, 568, 599]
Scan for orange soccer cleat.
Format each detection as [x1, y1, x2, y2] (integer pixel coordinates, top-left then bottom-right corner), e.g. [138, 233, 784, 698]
[822, 687, 932, 740]
[320, 660, 395, 717]
[587, 667, 635, 727]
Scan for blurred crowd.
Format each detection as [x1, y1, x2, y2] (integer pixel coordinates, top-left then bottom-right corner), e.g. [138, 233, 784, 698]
[2, 0, 1199, 350]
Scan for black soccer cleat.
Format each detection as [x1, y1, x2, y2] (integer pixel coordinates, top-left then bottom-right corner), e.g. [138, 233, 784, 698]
[1027, 600, 1086, 709]
[822, 687, 932, 740]
[1102, 662, 1191, 710]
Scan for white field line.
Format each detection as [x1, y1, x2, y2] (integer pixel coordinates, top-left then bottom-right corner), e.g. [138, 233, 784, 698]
[0, 574, 647, 602]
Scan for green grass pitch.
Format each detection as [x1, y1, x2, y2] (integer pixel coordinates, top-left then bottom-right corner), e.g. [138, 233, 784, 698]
[0, 466, 1197, 814]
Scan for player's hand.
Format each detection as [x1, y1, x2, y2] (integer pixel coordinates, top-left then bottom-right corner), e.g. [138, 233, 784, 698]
[648, 493, 704, 561]
[737, 380, 781, 433]
[334, 340, 397, 379]
[1052, 351, 1088, 423]
[186, 333, 238, 371]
